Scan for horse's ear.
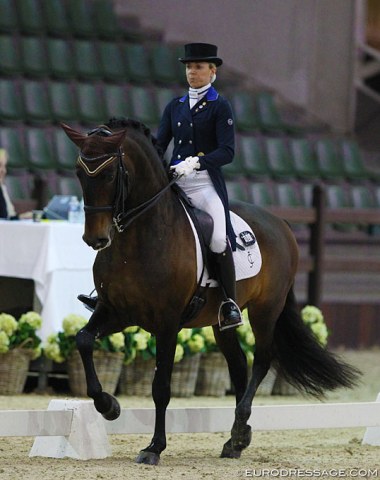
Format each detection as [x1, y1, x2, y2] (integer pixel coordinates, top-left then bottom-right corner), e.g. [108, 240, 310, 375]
[106, 129, 128, 149]
[60, 123, 87, 148]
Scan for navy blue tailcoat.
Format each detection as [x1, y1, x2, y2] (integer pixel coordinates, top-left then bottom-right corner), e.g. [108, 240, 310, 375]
[156, 86, 237, 250]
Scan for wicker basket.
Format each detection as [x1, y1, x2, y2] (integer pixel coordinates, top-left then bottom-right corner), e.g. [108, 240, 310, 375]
[67, 349, 124, 397]
[195, 352, 229, 397]
[171, 353, 201, 397]
[118, 356, 155, 396]
[0, 348, 33, 395]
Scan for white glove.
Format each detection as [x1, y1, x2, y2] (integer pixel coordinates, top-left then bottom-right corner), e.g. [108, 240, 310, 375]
[171, 156, 200, 177]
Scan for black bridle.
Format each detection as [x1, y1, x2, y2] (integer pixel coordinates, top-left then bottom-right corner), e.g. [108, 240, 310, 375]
[78, 128, 177, 233]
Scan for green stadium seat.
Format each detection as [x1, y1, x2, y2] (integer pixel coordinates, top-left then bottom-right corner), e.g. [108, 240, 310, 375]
[248, 181, 275, 207]
[57, 175, 82, 197]
[47, 39, 75, 79]
[123, 43, 151, 84]
[42, 0, 71, 37]
[99, 41, 127, 82]
[0, 0, 18, 33]
[22, 80, 52, 124]
[225, 180, 248, 202]
[315, 138, 344, 180]
[0, 35, 22, 75]
[256, 91, 284, 132]
[222, 149, 245, 178]
[76, 82, 107, 125]
[325, 183, 356, 232]
[0, 79, 24, 122]
[17, 0, 45, 34]
[239, 135, 271, 177]
[128, 85, 159, 127]
[21, 36, 49, 77]
[73, 40, 102, 80]
[49, 81, 78, 123]
[67, 0, 96, 38]
[275, 182, 303, 207]
[350, 185, 376, 209]
[289, 137, 320, 180]
[150, 44, 179, 85]
[230, 91, 259, 132]
[155, 87, 177, 115]
[103, 84, 132, 120]
[52, 128, 79, 173]
[340, 139, 376, 182]
[93, 0, 124, 39]
[25, 128, 56, 171]
[0, 127, 28, 171]
[5, 173, 34, 200]
[264, 137, 295, 179]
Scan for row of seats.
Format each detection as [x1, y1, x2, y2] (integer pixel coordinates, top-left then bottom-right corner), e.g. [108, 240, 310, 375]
[0, 77, 295, 136]
[226, 178, 380, 234]
[226, 135, 380, 184]
[0, 36, 184, 86]
[0, 79, 177, 128]
[0, 0, 128, 40]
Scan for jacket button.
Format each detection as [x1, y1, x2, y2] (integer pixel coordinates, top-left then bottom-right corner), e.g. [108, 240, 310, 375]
[177, 122, 181, 127]
[189, 140, 193, 144]
[179, 140, 182, 144]
[190, 123, 193, 127]
[177, 155, 181, 159]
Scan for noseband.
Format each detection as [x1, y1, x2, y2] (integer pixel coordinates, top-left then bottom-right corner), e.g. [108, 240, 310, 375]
[78, 127, 176, 232]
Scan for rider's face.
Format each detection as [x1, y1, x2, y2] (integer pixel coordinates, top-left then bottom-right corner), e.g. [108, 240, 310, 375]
[185, 62, 216, 89]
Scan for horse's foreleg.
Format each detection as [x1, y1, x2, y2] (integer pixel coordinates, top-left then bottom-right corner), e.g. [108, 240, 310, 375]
[75, 304, 121, 421]
[212, 325, 249, 459]
[135, 328, 178, 465]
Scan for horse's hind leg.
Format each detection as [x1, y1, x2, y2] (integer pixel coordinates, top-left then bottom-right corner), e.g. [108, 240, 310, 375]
[230, 302, 282, 453]
[212, 325, 248, 458]
[75, 303, 121, 420]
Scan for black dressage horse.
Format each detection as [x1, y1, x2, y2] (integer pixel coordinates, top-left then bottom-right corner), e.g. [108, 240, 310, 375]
[62, 119, 359, 465]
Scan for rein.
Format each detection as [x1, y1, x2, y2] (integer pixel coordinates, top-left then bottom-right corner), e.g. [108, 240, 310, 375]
[78, 145, 177, 233]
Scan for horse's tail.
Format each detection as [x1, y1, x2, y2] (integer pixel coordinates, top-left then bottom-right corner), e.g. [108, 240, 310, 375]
[272, 287, 361, 397]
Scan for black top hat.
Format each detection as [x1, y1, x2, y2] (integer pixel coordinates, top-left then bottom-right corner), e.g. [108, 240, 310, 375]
[178, 43, 223, 66]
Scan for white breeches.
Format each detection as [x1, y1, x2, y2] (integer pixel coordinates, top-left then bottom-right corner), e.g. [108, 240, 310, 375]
[177, 170, 227, 253]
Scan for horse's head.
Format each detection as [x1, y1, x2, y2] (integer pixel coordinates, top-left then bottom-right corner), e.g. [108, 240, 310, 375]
[61, 123, 127, 250]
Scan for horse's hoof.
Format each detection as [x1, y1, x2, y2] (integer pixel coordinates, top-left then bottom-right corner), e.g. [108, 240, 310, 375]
[96, 394, 120, 421]
[231, 424, 252, 451]
[220, 439, 242, 459]
[135, 450, 160, 465]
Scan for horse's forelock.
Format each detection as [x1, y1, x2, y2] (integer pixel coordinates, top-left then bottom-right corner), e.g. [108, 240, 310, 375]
[81, 129, 127, 156]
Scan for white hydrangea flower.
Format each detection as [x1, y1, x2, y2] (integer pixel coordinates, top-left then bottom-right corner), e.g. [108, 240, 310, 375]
[62, 314, 88, 336]
[188, 333, 205, 353]
[19, 311, 42, 330]
[0, 313, 18, 336]
[174, 344, 184, 363]
[0, 331, 10, 353]
[109, 332, 125, 351]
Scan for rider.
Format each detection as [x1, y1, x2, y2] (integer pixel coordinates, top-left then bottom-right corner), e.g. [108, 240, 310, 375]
[156, 42, 243, 331]
[79, 43, 242, 331]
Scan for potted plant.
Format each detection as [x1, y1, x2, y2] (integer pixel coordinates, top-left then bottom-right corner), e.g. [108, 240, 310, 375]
[194, 326, 230, 397]
[43, 314, 125, 396]
[171, 328, 205, 397]
[118, 326, 157, 396]
[0, 311, 42, 394]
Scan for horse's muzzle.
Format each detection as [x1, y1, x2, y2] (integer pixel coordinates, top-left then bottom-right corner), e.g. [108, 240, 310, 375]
[82, 234, 111, 250]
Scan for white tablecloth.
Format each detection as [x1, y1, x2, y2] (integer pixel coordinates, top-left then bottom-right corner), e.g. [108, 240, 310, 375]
[0, 220, 96, 340]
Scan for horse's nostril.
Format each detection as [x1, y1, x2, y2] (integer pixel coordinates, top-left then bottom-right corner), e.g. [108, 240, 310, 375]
[95, 238, 109, 250]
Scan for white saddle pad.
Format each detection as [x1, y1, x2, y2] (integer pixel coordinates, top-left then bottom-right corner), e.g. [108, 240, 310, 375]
[184, 208, 262, 288]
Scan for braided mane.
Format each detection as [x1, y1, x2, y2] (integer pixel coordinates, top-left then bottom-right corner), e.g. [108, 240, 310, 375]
[106, 116, 164, 159]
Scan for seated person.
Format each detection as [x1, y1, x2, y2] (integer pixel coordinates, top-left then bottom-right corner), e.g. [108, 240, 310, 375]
[0, 148, 32, 220]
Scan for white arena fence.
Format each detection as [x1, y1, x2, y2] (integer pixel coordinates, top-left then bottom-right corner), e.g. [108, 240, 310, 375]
[0, 397, 378, 460]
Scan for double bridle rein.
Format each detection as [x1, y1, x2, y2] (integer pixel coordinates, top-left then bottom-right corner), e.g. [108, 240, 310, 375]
[77, 128, 176, 233]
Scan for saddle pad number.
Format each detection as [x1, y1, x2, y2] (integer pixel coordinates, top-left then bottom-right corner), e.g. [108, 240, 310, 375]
[239, 231, 256, 247]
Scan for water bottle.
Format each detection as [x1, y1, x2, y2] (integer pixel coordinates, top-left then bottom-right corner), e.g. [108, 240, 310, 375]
[68, 195, 80, 223]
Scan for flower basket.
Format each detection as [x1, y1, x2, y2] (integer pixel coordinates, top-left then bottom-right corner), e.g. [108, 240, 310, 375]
[171, 352, 201, 397]
[195, 352, 229, 397]
[0, 348, 34, 395]
[67, 349, 124, 397]
[119, 356, 156, 396]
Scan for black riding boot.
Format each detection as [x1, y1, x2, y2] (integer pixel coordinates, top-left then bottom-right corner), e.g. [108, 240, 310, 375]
[214, 246, 243, 331]
[78, 294, 98, 312]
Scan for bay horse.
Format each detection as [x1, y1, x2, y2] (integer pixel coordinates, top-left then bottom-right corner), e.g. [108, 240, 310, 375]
[61, 119, 358, 465]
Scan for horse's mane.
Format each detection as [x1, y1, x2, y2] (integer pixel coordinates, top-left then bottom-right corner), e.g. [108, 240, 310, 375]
[105, 117, 164, 160]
